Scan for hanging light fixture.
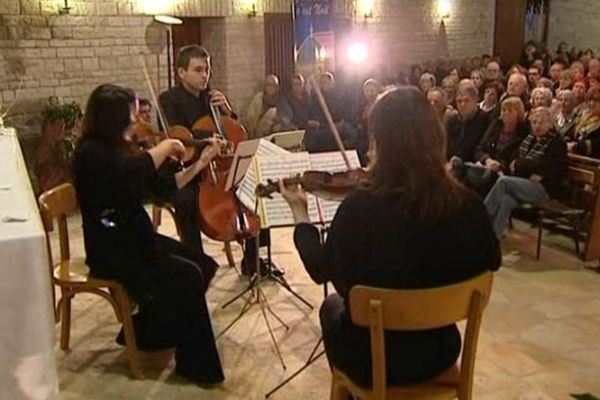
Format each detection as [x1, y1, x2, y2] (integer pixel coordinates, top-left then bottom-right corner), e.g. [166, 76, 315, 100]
[59, 0, 71, 14]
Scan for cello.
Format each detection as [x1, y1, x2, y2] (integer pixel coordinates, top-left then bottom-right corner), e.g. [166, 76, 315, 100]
[193, 101, 260, 242]
[140, 59, 258, 242]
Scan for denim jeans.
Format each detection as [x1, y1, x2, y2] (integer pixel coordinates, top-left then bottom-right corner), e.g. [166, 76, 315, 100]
[484, 175, 549, 240]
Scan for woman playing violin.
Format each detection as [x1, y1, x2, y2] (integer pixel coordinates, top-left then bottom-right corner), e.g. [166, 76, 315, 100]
[72, 84, 225, 384]
[280, 87, 501, 387]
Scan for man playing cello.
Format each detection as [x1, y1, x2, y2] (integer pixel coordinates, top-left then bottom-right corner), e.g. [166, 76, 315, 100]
[159, 45, 267, 274]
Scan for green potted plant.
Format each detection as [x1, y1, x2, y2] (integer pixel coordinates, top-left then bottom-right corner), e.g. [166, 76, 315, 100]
[34, 96, 82, 193]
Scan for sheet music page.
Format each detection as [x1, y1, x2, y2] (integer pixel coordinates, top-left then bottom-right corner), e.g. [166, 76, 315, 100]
[254, 153, 320, 227]
[226, 139, 288, 191]
[234, 138, 290, 218]
[309, 150, 361, 224]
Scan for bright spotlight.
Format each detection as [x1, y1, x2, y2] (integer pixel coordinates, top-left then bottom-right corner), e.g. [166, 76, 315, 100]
[347, 43, 368, 64]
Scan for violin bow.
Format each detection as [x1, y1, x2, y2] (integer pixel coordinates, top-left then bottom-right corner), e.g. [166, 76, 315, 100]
[140, 56, 173, 140]
[308, 74, 352, 170]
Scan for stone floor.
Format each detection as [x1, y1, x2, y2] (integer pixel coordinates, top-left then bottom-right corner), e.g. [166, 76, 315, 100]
[53, 211, 600, 400]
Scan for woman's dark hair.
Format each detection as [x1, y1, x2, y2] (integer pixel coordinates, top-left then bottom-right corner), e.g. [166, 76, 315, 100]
[368, 87, 467, 220]
[483, 80, 505, 97]
[80, 84, 135, 147]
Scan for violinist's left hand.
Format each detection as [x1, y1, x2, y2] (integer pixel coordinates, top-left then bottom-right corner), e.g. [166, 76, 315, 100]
[279, 180, 310, 224]
[210, 90, 232, 116]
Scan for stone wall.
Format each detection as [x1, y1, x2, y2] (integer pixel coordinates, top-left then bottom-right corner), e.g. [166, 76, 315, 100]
[359, 0, 495, 76]
[547, 0, 600, 53]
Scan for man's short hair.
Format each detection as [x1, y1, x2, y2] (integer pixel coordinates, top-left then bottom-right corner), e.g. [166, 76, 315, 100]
[176, 45, 210, 71]
[456, 80, 478, 100]
[138, 98, 151, 107]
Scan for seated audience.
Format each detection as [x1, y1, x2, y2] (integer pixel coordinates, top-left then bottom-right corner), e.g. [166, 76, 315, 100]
[355, 78, 383, 164]
[246, 74, 294, 138]
[287, 73, 312, 130]
[485, 107, 567, 240]
[418, 72, 436, 93]
[427, 86, 457, 124]
[567, 87, 600, 158]
[479, 80, 504, 114]
[466, 97, 529, 194]
[554, 89, 578, 138]
[445, 82, 490, 162]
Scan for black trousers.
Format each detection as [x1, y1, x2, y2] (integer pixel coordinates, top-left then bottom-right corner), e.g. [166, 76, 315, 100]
[320, 293, 461, 388]
[171, 183, 205, 255]
[126, 235, 224, 383]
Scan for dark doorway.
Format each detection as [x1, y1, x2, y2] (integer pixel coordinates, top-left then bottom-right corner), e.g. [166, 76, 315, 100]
[494, 0, 527, 68]
[171, 17, 202, 86]
[494, 0, 550, 69]
[264, 13, 294, 95]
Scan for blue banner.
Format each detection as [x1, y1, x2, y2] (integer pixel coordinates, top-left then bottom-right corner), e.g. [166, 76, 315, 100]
[293, 0, 334, 68]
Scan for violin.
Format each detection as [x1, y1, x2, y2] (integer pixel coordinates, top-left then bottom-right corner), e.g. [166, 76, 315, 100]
[255, 169, 368, 202]
[255, 74, 368, 202]
[130, 114, 213, 163]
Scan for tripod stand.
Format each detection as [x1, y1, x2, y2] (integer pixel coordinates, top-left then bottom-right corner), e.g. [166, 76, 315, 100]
[217, 227, 314, 370]
[265, 226, 330, 398]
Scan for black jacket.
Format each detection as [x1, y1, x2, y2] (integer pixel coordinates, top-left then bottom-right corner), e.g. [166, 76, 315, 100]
[292, 187, 501, 385]
[476, 119, 529, 173]
[445, 108, 491, 162]
[514, 132, 568, 197]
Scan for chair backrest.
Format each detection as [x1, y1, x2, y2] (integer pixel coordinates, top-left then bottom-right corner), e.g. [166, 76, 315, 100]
[349, 271, 494, 400]
[565, 154, 600, 209]
[38, 183, 78, 263]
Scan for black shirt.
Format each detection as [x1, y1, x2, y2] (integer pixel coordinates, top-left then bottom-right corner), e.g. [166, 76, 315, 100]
[292, 187, 501, 385]
[159, 85, 212, 139]
[445, 108, 491, 162]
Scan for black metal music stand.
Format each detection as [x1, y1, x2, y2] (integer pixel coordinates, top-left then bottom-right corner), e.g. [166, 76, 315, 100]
[216, 152, 313, 370]
[265, 226, 330, 398]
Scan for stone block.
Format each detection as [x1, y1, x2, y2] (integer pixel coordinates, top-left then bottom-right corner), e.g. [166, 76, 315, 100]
[95, 2, 118, 15]
[75, 47, 95, 57]
[81, 58, 99, 71]
[64, 59, 83, 72]
[0, 0, 20, 14]
[94, 47, 111, 57]
[99, 57, 117, 70]
[57, 47, 76, 58]
[51, 27, 72, 39]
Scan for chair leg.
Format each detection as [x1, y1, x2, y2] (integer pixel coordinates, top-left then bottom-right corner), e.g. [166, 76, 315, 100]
[572, 216, 581, 255]
[536, 213, 543, 260]
[60, 292, 72, 350]
[224, 241, 236, 268]
[115, 288, 143, 380]
[151, 205, 162, 232]
[330, 379, 351, 400]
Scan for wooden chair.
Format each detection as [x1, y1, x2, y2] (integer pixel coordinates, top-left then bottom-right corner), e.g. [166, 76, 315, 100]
[39, 183, 143, 379]
[151, 202, 237, 268]
[532, 154, 600, 259]
[330, 272, 494, 400]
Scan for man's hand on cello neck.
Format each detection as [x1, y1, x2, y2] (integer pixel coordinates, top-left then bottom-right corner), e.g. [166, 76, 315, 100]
[209, 89, 233, 116]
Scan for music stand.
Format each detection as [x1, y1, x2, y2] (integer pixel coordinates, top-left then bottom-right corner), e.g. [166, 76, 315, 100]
[216, 141, 314, 370]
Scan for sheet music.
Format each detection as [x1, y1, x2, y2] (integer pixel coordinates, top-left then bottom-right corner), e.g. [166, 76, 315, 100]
[254, 153, 320, 227]
[309, 151, 361, 223]
[226, 138, 288, 191]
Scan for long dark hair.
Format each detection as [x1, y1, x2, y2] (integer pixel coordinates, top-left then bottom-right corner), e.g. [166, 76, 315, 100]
[368, 86, 467, 220]
[80, 84, 135, 148]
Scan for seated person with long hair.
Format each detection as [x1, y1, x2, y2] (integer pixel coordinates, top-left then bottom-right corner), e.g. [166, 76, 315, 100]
[279, 87, 501, 387]
[72, 84, 225, 384]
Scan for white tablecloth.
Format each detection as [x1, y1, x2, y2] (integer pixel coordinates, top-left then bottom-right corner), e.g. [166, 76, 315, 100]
[0, 128, 58, 400]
